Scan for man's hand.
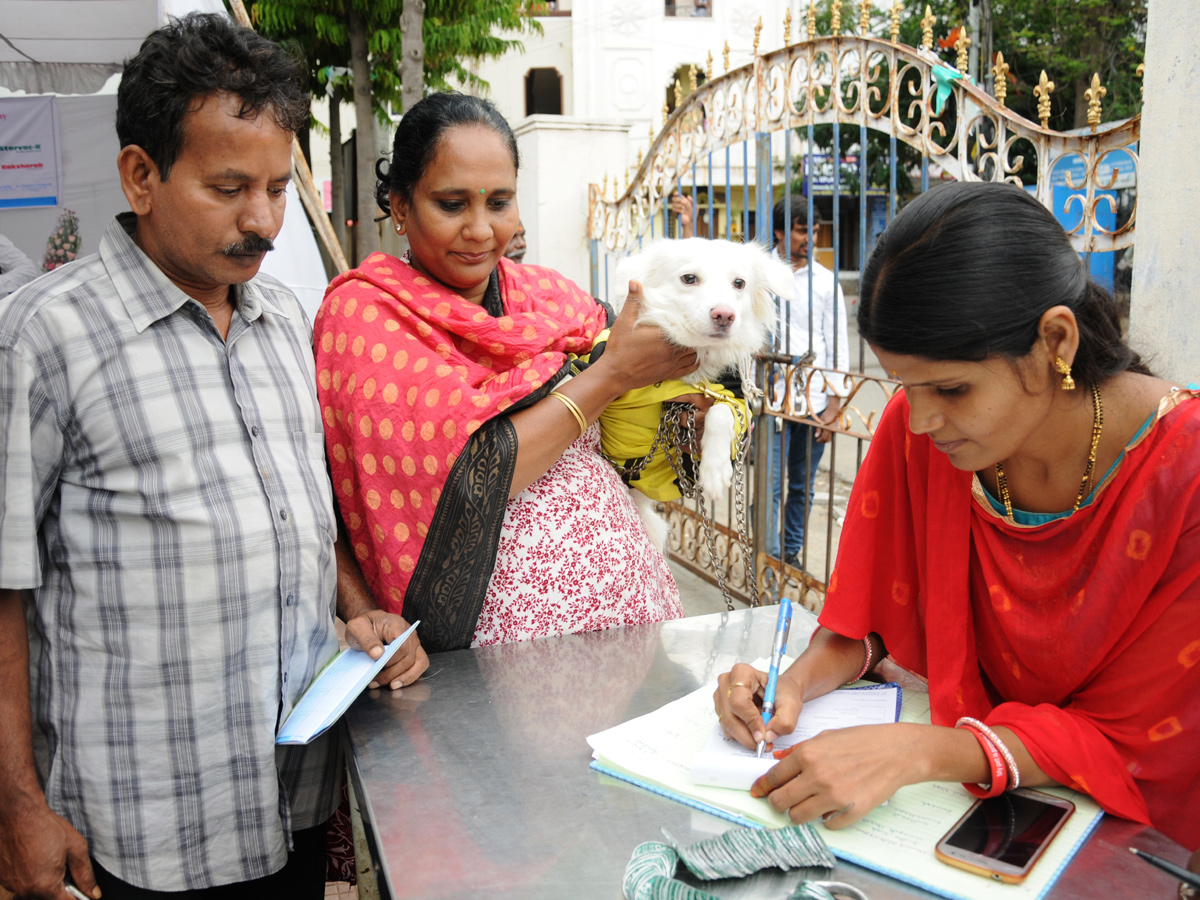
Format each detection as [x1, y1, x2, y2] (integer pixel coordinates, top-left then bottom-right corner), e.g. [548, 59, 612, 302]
[668, 192, 696, 239]
[814, 396, 842, 443]
[0, 801, 98, 900]
[343, 611, 429, 690]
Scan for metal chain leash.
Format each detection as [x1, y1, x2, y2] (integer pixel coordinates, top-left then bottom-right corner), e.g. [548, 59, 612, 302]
[666, 401, 759, 611]
[607, 385, 760, 611]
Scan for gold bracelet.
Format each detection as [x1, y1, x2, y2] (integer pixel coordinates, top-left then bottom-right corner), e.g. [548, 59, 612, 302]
[548, 390, 587, 438]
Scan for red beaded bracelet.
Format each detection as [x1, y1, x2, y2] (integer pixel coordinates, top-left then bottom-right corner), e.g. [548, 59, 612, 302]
[958, 723, 1008, 798]
[845, 636, 874, 684]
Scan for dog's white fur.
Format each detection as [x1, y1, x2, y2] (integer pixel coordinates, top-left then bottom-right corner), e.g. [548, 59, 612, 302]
[612, 238, 795, 548]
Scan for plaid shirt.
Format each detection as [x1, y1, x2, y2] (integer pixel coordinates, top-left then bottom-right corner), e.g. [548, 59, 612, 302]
[0, 215, 342, 891]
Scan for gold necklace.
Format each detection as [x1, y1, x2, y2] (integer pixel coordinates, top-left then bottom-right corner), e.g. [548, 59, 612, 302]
[995, 381, 1103, 521]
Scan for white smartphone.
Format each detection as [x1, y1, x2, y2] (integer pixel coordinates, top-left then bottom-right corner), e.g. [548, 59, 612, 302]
[935, 788, 1076, 884]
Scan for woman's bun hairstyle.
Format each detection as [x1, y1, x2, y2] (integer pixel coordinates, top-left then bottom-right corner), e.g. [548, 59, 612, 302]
[375, 92, 519, 216]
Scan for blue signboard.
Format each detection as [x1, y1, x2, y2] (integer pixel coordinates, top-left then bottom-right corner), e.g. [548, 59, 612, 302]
[802, 153, 888, 196]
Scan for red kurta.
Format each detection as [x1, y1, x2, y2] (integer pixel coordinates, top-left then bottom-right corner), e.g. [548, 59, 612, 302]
[820, 389, 1200, 849]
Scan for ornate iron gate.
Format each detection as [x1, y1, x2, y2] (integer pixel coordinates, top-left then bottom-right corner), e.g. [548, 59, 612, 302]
[587, 7, 1140, 612]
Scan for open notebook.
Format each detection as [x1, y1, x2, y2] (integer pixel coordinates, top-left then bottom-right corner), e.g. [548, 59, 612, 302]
[692, 681, 902, 790]
[587, 669, 1103, 900]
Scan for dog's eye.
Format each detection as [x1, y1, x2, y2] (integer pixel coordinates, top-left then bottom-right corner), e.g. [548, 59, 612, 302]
[732, 278, 746, 290]
[680, 273, 699, 285]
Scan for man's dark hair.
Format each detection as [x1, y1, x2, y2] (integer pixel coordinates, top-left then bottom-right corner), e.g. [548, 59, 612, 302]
[857, 181, 1150, 387]
[376, 92, 519, 214]
[772, 195, 809, 240]
[116, 13, 308, 180]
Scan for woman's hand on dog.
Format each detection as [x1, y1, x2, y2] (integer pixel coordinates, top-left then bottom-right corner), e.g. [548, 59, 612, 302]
[671, 393, 714, 452]
[601, 282, 700, 392]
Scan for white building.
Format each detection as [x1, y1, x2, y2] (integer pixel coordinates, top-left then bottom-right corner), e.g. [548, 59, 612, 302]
[458, 0, 805, 290]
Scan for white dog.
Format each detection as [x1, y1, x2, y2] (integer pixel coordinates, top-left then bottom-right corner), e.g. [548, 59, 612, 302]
[606, 238, 795, 547]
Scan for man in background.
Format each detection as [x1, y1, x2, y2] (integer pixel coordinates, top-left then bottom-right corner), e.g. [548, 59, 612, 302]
[769, 196, 849, 568]
[505, 219, 527, 262]
[0, 14, 425, 900]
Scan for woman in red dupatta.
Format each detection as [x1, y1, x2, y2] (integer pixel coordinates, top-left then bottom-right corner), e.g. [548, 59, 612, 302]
[316, 93, 698, 657]
[714, 182, 1200, 851]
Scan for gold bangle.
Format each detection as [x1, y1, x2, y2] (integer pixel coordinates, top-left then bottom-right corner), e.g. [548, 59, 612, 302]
[548, 390, 587, 438]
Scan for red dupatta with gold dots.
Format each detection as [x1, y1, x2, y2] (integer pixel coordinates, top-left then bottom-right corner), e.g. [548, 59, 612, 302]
[819, 389, 1200, 849]
[315, 253, 608, 649]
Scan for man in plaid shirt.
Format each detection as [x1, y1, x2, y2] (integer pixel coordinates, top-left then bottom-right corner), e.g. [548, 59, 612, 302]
[0, 15, 427, 900]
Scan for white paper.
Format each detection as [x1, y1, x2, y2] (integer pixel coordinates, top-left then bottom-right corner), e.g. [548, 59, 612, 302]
[276, 620, 418, 745]
[692, 683, 902, 790]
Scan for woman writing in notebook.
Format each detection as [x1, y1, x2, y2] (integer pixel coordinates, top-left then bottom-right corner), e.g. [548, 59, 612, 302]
[714, 182, 1200, 851]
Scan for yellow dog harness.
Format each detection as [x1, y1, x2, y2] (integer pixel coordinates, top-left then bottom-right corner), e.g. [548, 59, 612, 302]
[572, 330, 751, 501]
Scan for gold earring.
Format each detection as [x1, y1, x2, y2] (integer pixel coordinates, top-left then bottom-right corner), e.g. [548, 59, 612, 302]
[1055, 357, 1076, 391]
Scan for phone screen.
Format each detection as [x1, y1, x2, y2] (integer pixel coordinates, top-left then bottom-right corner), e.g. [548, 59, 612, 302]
[943, 793, 1072, 869]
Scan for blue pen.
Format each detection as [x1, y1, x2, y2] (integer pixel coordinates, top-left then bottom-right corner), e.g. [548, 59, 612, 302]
[757, 596, 793, 758]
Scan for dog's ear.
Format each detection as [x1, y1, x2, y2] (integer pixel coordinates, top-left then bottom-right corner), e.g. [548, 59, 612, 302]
[612, 252, 647, 313]
[751, 247, 797, 328]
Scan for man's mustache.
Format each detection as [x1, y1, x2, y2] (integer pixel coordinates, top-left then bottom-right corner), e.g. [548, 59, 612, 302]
[223, 235, 275, 256]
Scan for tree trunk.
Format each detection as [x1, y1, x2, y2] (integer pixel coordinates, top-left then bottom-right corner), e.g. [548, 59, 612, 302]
[329, 84, 348, 259]
[400, 0, 426, 114]
[348, 3, 380, 262]
[1073, 35, 1106, 129]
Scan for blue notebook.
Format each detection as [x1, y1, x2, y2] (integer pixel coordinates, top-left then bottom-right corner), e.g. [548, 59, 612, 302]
[277, 621, 419, 745]
[589, 761, 764, 830]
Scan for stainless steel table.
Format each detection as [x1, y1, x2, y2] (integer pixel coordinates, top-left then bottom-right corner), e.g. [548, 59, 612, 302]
[345, 606, 1192, 899]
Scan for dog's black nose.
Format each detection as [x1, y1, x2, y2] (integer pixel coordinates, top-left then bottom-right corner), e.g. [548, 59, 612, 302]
[711, 307, 737, 329]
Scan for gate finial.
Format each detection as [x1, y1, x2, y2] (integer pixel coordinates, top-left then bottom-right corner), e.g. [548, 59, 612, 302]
[859, 0, 871, 35]
[723, 41, 730, 72]
[831, 0, 842, 36]
[1085, 73, 1107, 132]
[954, 25, 971, 74]
[784, 7, 792, 45]
[754, 18, 763, 56]
[993, 52, 1009, 107]
[1034, 70, 1055, 128]
[688, 64, 698, 93]
[706, 50, 713, 80]
[889, 0, 902, 43]
[920, 6, 935, 50]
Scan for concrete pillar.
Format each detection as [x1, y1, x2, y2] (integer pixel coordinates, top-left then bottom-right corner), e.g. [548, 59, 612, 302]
[1128, 4, 1200, 382]
[513, 115, 631, 292]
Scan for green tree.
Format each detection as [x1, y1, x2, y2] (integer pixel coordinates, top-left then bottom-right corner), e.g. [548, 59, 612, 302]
[899, 0, 1146, 131]
[248, 0, 543, 262]
[793, 0, 1146, 196]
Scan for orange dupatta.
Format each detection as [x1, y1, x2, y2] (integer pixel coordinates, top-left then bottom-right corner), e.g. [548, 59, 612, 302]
[315, 253, 608, 645]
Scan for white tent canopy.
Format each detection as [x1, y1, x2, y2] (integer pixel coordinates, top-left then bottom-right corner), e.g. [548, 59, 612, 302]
[0, 0, 332, 322]
[2, 1, 162, 93]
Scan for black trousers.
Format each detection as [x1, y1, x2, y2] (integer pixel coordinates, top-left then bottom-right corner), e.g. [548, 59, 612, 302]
[90, 822, 328, 900]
